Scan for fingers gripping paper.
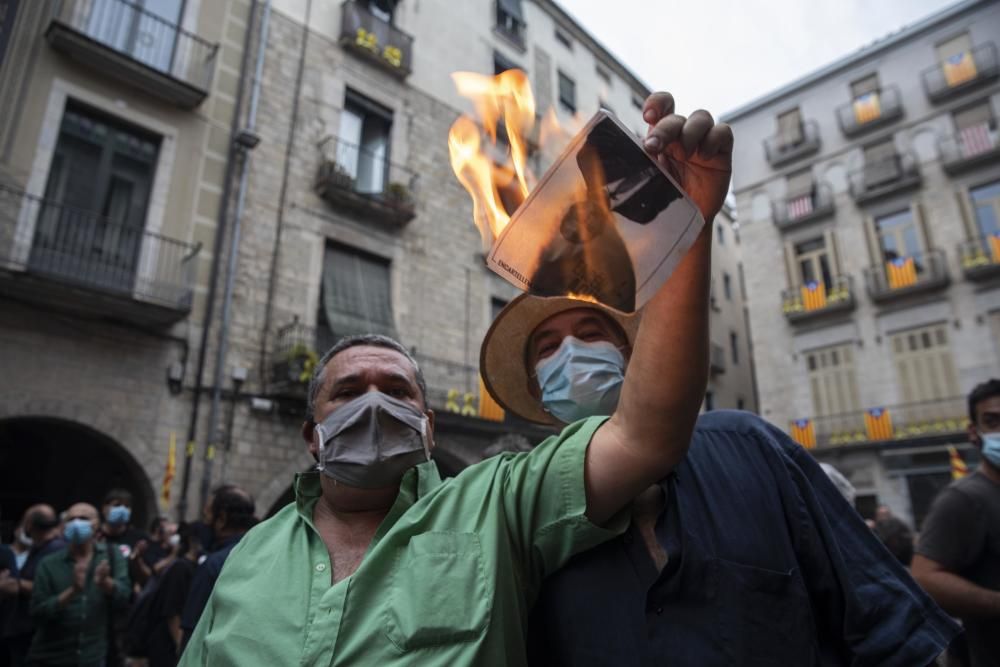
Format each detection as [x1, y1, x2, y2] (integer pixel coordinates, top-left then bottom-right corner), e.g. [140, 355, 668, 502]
[487, 111, 705, 313]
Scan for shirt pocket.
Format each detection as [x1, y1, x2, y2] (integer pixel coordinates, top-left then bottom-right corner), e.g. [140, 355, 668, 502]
[714, 558, 816, 665]
[384, 531, 493, 651]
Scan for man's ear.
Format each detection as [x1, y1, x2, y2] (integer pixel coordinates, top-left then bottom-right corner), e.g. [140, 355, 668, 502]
[302, 420, 319, 459]
[425, 409, 436, 451]
[968, 421, 982, 448]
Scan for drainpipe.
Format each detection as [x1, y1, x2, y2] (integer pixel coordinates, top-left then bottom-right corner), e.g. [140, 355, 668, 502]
[177, 0, 259, 521]
[200, 0, 273, 509]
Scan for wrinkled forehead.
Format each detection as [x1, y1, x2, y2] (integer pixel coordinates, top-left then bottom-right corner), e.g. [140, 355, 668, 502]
[67, 503, 98, 521]
[528, 307, 626, 350]
[326, 345, 418, 385]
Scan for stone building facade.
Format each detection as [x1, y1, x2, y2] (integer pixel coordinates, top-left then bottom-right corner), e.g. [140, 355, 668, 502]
[723, 0, 1000, 526]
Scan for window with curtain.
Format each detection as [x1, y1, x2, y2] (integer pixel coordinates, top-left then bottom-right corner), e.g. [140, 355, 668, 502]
[851, 74, 880, 99]
[86, 0, 184, 73]
[935, 32, 972, 63]
[495, 0, 525, 42]
[337, 90, 393, 196]
[863, 139, 900, 187]
[776, 107, 803, 147]
[318, 244, 396, 343]
[876, 209, 923, 263]
[970, 180, 1000, 238]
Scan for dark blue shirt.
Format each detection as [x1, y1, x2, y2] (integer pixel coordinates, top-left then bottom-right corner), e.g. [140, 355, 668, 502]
[180, 533, 245, 637]
[528, 411, 960, 666]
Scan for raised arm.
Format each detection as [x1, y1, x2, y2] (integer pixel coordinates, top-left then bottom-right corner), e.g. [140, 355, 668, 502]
[585, 92, 732, 523]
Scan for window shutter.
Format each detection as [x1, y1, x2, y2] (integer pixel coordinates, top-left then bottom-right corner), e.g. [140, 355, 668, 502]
[851, 74, 880, 98]
[911, 200, 932, 253]
[862, 215, 881, 267]
[953, 101, 993, 129]
[321, 246, 396, 339]
[824, 229, 841, 275]
[954, 187, 977, 238]
[777, 108, 803, 145]
[787, 169, 814, 197]
[783, 241, 798, 286]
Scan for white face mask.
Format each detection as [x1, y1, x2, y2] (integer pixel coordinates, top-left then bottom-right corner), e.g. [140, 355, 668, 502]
[168, 534, 181, 548]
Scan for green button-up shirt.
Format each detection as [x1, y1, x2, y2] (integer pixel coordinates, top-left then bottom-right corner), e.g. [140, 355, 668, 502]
[181, 416, 625, 666]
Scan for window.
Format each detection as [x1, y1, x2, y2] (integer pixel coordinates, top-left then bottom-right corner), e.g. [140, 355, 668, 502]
[716, 223, 724, 244]
[794, 237, 833, 288]
[970, 180, 1000, 238]
[954, 101, 998, 158]
[805, 343, 860, 417]
[776, 107, 803, 147]
[875, 209, 923, 263]
[935, 32, 972, 63]
[35, 102, 160, 289]
[366, 0, 396, 23]
[493, 51, 520, 75]
[318, 244, 395, 346]
[495, 0, 525, 43]
[85, 0, 184, 73]
[554, 28, 572, 50]
[631, 94, 644, 111]
[863, 138, 900, 187]
[851, 73, 880, 99]
[595, 65, 611, 84]
[491, 297, 508, 321]
[337, 90, 393, 195]
[730, 331, 739, 365]
[890, 324, 959, 404]
[787, 168, 814, 198]
[737, 398, 745, 410]
[704, 391, 714, 412]
[557, 70, 576, 113]
[722, 272, 732, 300]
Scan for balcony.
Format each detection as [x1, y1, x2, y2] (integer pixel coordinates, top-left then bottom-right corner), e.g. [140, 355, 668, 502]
[0, 185, 200, 326]
[864, 249, 949, 303]
[939, 123, 1000, 175]
[314, 135, 418, 228]
[772, 184, 835, 230]
[803, 396, 968, 450]
[339, 0, 414, 78]
[958, 235, 1000, 282]
[710, 342, 725, 375]
[836, 86, 904, 138]
[268, 319, 321, 406]
[45, 0, 218, 109]
[849, 152, 921, 205]
[781, 275, 855, 323]
[764, 120, 821, 168]
[922, 43, 999, 103]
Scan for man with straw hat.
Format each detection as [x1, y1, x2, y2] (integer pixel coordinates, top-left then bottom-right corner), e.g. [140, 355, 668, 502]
[481, 295, 959, 664]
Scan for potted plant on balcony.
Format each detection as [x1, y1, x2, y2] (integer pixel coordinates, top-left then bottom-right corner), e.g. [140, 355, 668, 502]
[316, 161, 356, 197]
[273, 343, 319, 396]
[385, 181, 415, 217]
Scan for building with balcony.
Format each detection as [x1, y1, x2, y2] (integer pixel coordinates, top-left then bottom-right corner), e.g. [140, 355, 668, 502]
[723, 0, 1000, 527]
[0, 0, 249, 528]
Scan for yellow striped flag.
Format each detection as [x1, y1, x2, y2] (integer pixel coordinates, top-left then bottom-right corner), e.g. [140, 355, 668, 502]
[478, 376, 505, 422]
[948, 445, 968, 480]
[864, 408, 894, 441]
[943, 51, 977, 87]
[800, 281, 827, 311]
[853, 92, 882, 124]
[887, 257, 917, 289]
[790, 419, 816, 449]
[161, 432, 176, 509]
[989, 233, 1000, 264]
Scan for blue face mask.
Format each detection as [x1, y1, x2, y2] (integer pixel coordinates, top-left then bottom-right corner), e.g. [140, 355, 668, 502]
[979, 431, 1000, 467]
[107, 505, 131, 525]
[64, 519, 94, 545]
[535, 336, 626, 424]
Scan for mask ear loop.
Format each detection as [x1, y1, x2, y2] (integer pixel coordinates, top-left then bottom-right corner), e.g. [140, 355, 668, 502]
[419, 417, 432, 461]
[314, 425, 326, 472]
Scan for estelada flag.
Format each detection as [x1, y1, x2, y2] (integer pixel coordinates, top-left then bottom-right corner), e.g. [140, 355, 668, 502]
[864, 408, 894, 441]
[800, 281, 827, 311]
[989, 233, 1000, 264]
[943, 50, 977, 87]
[853, 92, 881, 124]
[887, 257, 917, 289]
[161, 432, 176, 509]
[478, 375, 505, 422]
[948, 445, 968, 480]
[790, 419, 816, 449]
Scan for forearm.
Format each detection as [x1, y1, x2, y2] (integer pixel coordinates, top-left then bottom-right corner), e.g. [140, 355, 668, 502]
[168, 615, 183, 653]
[913, 566, 1000, 618]
[33, 586, 75, 619]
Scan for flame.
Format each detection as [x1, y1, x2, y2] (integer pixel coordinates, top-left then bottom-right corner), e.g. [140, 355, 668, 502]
[565, 292, 600, 304]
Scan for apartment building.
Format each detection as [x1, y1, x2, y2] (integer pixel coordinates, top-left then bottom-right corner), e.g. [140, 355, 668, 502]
[724, 0, 1000, 526]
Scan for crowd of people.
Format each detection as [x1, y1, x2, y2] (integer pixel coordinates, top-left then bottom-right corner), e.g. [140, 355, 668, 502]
[0, 486, 256, 667]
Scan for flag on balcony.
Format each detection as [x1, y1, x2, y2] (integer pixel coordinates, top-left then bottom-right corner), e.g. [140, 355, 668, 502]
[864, 407, 894, 441]
[948, 445, 968, 480]
[800, 281, 827, 311]
[787, 194, 813, 220]
[958, 122, 994, 158]
[160, 432, 176, 509]
[789, 419, 816, 449]
[886, 256, 917, 289]
[853, 92, 881, 125]
[989, 232, 1000, 264]
[478, 376, 505, 422]
[943, 50, 977, 87]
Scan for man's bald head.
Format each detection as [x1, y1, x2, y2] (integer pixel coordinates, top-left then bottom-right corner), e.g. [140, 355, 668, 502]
[23, 503, 59, 541]
[64, 503, 99, 522]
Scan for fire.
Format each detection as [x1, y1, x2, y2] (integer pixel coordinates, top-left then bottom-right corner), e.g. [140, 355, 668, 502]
[449, 69, 577, 250]
[565, 292, 600, 304]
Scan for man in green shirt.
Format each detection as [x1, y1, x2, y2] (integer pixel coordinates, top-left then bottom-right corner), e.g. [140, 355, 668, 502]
[29, 502, 130, 666]
[180, 91, 731, 666]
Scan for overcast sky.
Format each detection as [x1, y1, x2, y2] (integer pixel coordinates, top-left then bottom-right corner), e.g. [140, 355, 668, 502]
[560, 0, 961, 118]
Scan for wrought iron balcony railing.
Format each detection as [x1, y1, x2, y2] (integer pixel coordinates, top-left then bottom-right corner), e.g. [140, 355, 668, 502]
[939, 123, 1000, 175]
[958, 235, 1000, 282]
[849, 152, 921, 205]
[764, 120, 821, 168]
[0, 184, 200, 321]
[772, 183, 835, 230]
[46, 0, 218, 108]
[922, 42, 1000, 103]
[339, 0, 414, 77]
[793, 396, 968, 450]
[314, 134, 419, 227]
[781, 275, 855, 323]
[863, 248, 949, 303]
[836, 85, 904, 137]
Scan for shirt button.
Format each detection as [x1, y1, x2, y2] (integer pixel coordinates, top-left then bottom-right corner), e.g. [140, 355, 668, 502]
[315, 563, 327, 572]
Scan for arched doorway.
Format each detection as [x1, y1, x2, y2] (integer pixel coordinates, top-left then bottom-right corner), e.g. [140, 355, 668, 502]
[0, 417, 156, 540]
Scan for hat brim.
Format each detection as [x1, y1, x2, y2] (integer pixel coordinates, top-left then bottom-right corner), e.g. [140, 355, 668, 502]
[480, 294, 640, 425]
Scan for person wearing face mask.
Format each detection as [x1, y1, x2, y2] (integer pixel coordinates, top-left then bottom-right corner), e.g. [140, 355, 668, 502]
[914, 379, 1000, 667]
[99, 489, 146, 561]
[181, 92, 732, 666]
[480, 294, 959, 665]
[27, 503, 129, 667]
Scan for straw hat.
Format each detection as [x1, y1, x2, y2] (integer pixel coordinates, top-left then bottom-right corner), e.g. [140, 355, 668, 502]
[480, 294, 640, 425]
